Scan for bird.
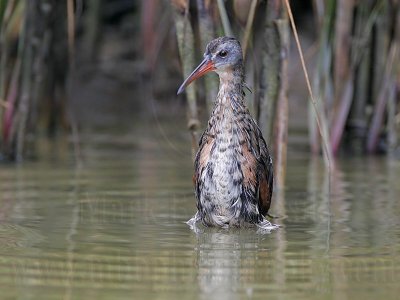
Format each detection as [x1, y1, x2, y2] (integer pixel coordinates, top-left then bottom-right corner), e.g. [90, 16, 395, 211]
[177, 36, 274, 229]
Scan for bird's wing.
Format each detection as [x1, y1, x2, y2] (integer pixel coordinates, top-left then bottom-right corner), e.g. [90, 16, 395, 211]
[240, 142, 258, 195]
[193, 132, 215, 199]
[240, 117, 273, 216]
[257, 133, 273, 216]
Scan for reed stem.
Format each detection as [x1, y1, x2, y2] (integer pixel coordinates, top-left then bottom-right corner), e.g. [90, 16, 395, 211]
[241, 0, 257, 58]
[217, 0, 233, 36]
[196, 0, 217, 113]
[273, 18, 289, 189]
[172, 1, 200, 158]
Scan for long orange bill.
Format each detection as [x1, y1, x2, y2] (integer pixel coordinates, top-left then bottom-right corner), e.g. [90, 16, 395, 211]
[177, 56, 215, 95]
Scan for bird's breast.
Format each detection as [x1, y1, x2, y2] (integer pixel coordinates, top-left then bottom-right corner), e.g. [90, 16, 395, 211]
[201, 108, 245, 211]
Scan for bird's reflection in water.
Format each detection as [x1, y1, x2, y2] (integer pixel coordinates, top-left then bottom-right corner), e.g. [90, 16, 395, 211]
[194, 227, 272, 300]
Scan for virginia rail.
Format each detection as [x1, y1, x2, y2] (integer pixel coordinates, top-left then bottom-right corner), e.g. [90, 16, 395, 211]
[178, 36, 274, 229]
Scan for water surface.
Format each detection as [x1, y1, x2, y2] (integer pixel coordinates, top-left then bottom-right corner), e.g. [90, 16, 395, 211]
[0, 119, 399, 299]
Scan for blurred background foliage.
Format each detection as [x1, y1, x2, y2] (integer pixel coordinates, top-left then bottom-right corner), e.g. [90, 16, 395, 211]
[0, 0, 399, 174]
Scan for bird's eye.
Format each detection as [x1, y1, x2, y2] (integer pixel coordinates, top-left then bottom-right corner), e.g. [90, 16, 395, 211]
[218, 50, 228, 58]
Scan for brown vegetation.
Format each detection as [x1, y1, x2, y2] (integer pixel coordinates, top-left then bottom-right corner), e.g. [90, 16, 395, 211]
[0, 1, 399, 187]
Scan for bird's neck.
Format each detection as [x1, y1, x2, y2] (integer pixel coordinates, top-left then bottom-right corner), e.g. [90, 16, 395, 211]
[216, 66, 245, 107]
[218, 65, 244, 89]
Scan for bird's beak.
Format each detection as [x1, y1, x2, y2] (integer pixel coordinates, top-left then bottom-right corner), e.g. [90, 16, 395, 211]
[177, 56, 215, 95]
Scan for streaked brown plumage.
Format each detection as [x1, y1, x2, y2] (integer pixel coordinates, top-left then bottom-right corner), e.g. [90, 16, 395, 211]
[178, 36, 274, 228]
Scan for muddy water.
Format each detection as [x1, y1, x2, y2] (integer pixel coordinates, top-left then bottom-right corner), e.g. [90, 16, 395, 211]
[0, 118, 399, 300]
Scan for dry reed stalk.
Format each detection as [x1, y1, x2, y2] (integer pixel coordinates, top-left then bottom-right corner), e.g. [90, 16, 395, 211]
[329, 0, 354, 155]
[2, 58, 21, 149]
[216, 0, 232, 36]
[347, 2, 378, 153]
[367, 3, 400, 153]
[15, 0, 33, 161]
[141, 0, 157, 70]
[172, 0, 200, 158]
[0, 0, 18, 124]
[371, 7, 388, 121]
[258, 0, 281, 142]
[1, 1, 23, 156]
[273, 18, 289, 189]
[333, 0, 354, 98]
[251, 0, 289, 188]
[241, 0, 257, 58]
[67, 0, 82, 165]
[309, 0, 335, 155]
[387, 81, 397, 153]
[83, 0, 101, 62]
[67, 0, 75, 67]
[330, 76, 354, 154]
[196, 0, 217, 112]
[311, 0, 325, 30]
[367, 76, 391, 153]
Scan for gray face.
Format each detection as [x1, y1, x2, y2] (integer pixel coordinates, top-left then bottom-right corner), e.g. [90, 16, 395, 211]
[205, 37, 243, 71]
[176, 36, 244, 95]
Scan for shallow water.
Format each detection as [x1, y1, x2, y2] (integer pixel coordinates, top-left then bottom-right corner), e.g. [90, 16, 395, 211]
[0, 118, 400, 300]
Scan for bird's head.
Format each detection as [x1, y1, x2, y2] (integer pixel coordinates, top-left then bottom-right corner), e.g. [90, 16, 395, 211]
[177, 36, 243, 95]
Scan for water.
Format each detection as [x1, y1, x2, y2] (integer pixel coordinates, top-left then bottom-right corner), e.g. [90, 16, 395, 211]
[0, 118, 400, 299]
